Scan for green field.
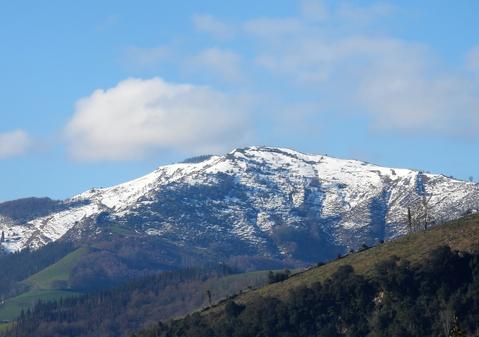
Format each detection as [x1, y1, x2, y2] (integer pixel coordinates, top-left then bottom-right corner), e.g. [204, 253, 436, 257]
[0, 247, 88, 321]
[0, 289, 80, 321]
[0, 322, 13, 333]
[25, 247, 88, 289]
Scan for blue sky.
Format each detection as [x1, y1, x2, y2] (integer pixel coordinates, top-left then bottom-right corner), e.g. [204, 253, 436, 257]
[1, 0, 479, 201]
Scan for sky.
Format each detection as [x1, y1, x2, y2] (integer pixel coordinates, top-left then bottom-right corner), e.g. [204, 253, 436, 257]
[1, 0, 479, 201]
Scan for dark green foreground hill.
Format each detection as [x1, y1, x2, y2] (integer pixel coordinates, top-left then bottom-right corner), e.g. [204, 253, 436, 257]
[0, 266, 271, 337]
[3, 214, 479, 337]
[135, 214, 479, 337]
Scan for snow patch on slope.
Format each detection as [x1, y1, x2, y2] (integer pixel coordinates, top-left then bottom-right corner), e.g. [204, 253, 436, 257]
[1, 146, 478, 257]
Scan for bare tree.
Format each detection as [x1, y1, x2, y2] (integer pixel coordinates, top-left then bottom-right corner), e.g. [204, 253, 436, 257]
[407, 207, 413, 233]
[406, 193, 434, 233]
[206, 289, 212, 306]
[422, 193, 433, 230]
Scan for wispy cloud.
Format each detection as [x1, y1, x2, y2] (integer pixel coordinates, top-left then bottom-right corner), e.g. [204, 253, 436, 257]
[223, 1, 479, 136]
[243, 17, 303, 40]
[192, 14, 234, 39]
[467, 45, 479, 74]
[300, 0, 330, 21]
[96, 14, 120, 32]
[124, 46, 170, 68]
[188, 47, 244, 82]
[337, 1, 394, 23]
[0, 130, 31, 159]
[65, 77, 251, 161]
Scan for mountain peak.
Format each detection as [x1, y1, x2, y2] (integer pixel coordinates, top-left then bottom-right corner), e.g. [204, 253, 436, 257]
[1, 147, 478, 266]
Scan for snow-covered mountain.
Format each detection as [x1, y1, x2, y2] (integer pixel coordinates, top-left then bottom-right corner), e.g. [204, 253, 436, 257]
[1, 146, 478, 264]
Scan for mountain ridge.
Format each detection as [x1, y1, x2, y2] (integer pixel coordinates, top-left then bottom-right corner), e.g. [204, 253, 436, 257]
[1, 146, 478, 266]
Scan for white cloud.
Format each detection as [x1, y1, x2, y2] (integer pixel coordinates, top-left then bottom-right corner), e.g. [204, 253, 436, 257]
[192, 14, 234, 39]
[65, 77, 251, 161]
[189, 48, 244, 82]
[0, 130, 31, 159]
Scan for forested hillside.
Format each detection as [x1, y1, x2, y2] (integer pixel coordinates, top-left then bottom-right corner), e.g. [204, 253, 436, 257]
[135, 245, 479, 337]
[127, 214, 479, 337]
[2, 266, 270, 337]
[0, 234, 219, 325]
[0, 242, 74, 299]
[4, 214, 479, 337]
[0, 197, 64, 223]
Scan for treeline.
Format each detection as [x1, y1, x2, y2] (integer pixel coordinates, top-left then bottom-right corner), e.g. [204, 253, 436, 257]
[0, 197, 64, 222]
[135, 245, 479, 337]
[267, 269, 291, 284]
[61, 235, 217, 292]
[3, 265, 268, 337]
[0, 241, 74, 298]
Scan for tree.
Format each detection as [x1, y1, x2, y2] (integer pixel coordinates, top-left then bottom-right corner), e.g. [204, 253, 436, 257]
[225, 301, 244, 317]
[406, 193, 434, 232]
[0, 231, 4, 243]
[206, 290, 212, 306]
[268, 270, 291, 284]
[422, 193, 433, 230]
[407, 207, 413, 233]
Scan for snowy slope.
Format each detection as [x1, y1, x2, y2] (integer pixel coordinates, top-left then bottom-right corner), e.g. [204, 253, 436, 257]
[1, 146, 478, 263]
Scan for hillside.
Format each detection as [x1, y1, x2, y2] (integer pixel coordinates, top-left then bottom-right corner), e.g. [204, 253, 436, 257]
[1, 147, 478, 268]
[2, 267, 272, 337]
[134, 213, 479, 337]
[240, 212, 479, 302]
[3, 213, 479, 337]
[0, 234, 218, 324]
[0, 241, 75, 300]
[0, 247, 86, 321]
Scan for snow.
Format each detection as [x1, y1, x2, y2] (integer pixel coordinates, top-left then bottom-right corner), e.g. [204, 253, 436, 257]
[1, 146, 479, 254]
